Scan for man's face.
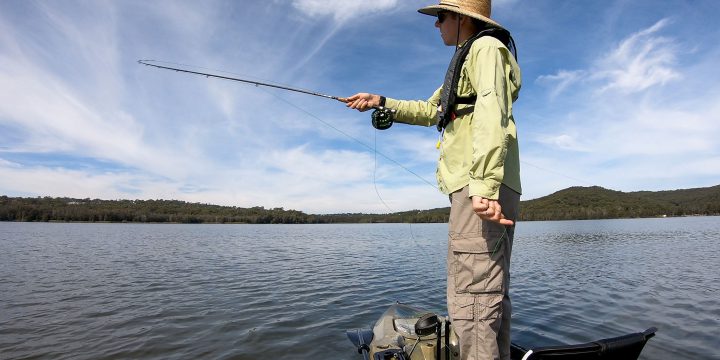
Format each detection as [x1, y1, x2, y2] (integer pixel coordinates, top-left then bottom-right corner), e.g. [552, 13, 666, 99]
[435, 11, 460, 46]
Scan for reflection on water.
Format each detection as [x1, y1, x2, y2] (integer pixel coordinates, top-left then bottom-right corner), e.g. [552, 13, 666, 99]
[1, 217, 718, 359]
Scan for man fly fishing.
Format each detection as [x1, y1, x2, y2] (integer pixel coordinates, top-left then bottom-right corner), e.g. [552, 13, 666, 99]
[345, 1, 522, 359]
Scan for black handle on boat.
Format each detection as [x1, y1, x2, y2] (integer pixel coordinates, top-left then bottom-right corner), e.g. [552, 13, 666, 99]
[435, 321, 442, 360]
[346, 329, 373, 360]
[445, 320, 451, 360]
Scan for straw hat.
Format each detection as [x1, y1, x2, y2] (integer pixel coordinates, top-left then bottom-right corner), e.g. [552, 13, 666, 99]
[418, 0, 503, 29]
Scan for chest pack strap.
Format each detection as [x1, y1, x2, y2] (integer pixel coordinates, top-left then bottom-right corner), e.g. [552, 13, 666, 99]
[437, 26, 514, 132]
[454, 96, 477, 105]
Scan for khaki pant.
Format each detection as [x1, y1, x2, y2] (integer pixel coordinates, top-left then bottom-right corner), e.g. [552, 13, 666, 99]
[447, 185, 520, 360]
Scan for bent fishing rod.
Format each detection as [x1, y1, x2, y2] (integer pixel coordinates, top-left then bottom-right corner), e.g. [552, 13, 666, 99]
[138, 60, 395, 129]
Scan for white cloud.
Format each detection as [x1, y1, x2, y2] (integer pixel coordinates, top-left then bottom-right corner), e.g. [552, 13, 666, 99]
[268, 146, 375, 183]
[291, 0, 399, 23]
[292, 0, 517, 23]
[0, 158, 21, 168]
[0, 144, 446, 213]
[536, 134, 590, 152]
[536, 70, 586, 99]
[0, 48, 200, 179]
[284, 0, 404, 69]
[599, 101, 718, 157]
[593, 19, 681, 93]
[538, 18, 681, 96]
[0, 163, 158, 199]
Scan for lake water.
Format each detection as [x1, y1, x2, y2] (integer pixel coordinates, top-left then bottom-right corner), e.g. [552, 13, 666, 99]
[1, 217, 718, 359]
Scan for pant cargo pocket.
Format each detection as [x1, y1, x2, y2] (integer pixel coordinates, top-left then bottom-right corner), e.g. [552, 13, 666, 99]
[450, 231, 506, 294]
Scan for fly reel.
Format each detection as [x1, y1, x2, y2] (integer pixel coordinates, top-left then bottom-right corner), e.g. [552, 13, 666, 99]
[371, 107, 396, 130]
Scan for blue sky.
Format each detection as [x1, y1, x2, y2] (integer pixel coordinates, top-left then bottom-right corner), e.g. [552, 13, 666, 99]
[1, 0, 719, 214]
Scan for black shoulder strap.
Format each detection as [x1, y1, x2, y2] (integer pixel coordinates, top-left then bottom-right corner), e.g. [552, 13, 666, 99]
[437, 27, 515, 132]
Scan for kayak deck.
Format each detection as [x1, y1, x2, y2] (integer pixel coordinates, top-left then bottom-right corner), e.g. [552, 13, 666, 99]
[348, 303, 656, 360]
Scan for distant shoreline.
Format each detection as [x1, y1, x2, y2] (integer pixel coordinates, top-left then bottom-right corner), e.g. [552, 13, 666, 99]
[2, 184, 718, 223]
[1, 214, 716, 225]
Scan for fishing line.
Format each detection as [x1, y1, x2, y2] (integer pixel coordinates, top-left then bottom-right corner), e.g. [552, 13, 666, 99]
[520, 160, 595, 187]
[206, 71, 443, 282]
[259, 84, 449, 302]
[259, 88, 437, 190]
[370, 129, 438, 275]
[141, 59, 511, 294]
[372, 130, 393, 212]
[261, 87, 437, 262]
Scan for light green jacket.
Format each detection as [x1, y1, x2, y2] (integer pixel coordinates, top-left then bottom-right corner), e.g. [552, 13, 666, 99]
[385, 36, 521, 200]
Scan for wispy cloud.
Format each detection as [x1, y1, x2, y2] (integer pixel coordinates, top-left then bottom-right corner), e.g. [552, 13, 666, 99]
[0, 21, 203, 183]
[291, 0, 399, 24]
[538, 18, 681, 96]
[593, 18, 681, 93]
[536, 70, 586, 99]
[286, 0, 403, 71]
[535, 133, 591, 152]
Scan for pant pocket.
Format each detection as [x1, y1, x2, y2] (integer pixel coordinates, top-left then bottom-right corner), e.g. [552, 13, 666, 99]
[450, 231, 506, 294]
[449, 293, 503, 321]
[449, 294, 475, 320]
[476, 293, 503, 321]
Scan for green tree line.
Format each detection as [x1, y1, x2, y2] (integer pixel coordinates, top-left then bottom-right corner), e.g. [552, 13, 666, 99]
[1, 185, 718, 223]
[0, 196, 448, 224]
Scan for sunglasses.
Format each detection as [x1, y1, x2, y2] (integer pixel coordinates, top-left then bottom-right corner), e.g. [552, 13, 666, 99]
[437, 11, 450, 23]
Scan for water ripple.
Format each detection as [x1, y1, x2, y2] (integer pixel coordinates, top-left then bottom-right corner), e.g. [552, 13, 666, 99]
[1, 219, 718, 359]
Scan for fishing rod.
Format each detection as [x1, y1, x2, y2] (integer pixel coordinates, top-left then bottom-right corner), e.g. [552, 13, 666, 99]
[138, 60, 395, 130]
[139, 60, 508, 292]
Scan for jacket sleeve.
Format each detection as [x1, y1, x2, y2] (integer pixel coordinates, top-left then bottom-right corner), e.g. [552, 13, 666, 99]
[383, 87, 442, 127]
[467, 41, 517, 200]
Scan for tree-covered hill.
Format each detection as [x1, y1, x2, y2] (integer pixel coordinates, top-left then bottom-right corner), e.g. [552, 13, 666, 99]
[1, 184, 718, 223]
[519, 185, 720, 221]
